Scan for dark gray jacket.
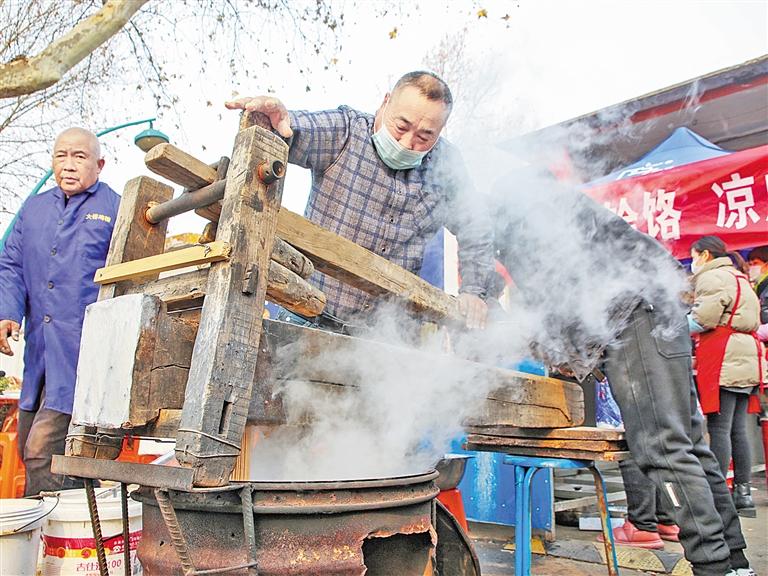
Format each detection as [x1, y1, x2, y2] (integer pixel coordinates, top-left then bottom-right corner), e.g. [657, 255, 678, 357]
[490, 168, 687, 376]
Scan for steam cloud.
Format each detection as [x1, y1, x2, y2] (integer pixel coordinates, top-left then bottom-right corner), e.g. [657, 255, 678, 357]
[245, 113, 691, 482]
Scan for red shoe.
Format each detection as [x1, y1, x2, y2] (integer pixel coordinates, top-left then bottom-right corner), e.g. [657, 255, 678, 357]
[597, 520, 665, 549]
[657, 523, 680, 542]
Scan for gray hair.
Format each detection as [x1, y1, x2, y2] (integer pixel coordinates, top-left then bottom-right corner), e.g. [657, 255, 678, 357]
[393, 71, 453, 111]
[54, 127, 101, 158]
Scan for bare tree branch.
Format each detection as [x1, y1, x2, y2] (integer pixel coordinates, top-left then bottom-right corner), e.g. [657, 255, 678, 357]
[0, 0, 149, 98]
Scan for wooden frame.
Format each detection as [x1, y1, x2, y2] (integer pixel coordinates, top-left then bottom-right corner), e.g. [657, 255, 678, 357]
[65, 112, 586, 489]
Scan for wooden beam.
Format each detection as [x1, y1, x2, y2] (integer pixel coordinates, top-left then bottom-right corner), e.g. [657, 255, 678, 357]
[463, 426, 625, 442]
[180, 235, 314, 279]
[276, 209, 462, 323]
[271, 237, 314, 279]
[265, 260, 325, 317]
[71, 295, 197, 431]
[174, 121, 288, 487]
[142, 143, 459, 322]
[144, 143, 218, 189]
[464, 373, 584, 429]
[122, 261, 325, 317]
[265, 320, 584, 429]
[127, 268, 208, 310]
[458, 436, 626, 452]
[98, 176, 174, 300]
[464, 435, 628, 462]
[191, 202, 463, 322]
[77, 317, 584, 442]
[94, 242, 231, 285]
[70, 176, 173, 460]
[195, 200, 222, 222]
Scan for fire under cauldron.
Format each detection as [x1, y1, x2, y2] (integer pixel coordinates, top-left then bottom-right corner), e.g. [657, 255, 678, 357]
[135, 470, 480, 575]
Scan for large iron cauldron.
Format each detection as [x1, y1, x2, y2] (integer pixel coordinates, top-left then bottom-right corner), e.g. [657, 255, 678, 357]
[135, 471, 440, 575]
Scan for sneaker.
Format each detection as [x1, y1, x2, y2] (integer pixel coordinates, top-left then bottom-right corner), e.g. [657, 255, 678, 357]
[597, 520, 664, 549]
[725, 569, 756, 576]
[657, 523, 680, 542]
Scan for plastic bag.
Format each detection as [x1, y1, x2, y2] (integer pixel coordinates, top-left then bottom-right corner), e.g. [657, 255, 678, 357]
[595, 376, 624, 430]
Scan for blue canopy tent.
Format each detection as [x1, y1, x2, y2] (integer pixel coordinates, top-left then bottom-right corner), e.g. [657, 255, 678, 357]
[588, 126, 731, 187]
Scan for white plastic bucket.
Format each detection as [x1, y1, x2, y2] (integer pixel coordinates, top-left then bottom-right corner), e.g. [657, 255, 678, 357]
[41, 487, 142, 576]
[0, 498, 49, 576]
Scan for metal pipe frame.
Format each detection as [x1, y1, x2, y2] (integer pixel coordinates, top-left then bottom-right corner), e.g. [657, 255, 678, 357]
[145, 180, 227, 224]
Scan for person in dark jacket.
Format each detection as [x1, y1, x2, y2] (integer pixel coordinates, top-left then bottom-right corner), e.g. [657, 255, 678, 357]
[489, 168, 755, 576]
[0, 128, 120, 496]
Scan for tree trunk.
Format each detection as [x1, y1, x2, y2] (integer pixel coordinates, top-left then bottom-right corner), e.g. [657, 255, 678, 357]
[0, 0, 149, 98]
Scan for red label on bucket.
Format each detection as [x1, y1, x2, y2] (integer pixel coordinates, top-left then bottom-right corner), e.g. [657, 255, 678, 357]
[43, 530, 141, 558]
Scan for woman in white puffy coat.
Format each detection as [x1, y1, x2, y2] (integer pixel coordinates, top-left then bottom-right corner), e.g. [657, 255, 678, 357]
[690, 236, 766, 517]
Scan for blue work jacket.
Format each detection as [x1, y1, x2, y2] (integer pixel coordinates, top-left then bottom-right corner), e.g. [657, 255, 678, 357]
[0, 181, 120, 414]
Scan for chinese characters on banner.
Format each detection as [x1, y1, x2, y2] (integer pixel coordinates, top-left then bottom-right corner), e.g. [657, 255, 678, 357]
[586, 145, 768, 259]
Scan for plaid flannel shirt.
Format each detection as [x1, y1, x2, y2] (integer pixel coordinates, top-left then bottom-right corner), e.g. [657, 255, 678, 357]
[288, 106, 494, 319]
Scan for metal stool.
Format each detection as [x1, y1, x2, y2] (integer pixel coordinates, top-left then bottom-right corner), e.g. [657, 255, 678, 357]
[503, 455, 620, 576]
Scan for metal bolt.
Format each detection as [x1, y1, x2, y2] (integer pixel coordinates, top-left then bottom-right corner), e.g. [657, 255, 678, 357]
[257, 160, 286, 184]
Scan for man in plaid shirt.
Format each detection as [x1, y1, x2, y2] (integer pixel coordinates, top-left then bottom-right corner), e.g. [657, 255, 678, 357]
[227, 71, 494, 328]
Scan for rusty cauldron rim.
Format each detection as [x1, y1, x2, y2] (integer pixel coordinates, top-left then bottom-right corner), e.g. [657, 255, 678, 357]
[134, 469, 440, 515]
[193, 468, 439, 492]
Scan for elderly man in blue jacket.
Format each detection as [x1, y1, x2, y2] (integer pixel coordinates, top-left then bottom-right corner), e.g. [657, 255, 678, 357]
[0, 127, 120, 495]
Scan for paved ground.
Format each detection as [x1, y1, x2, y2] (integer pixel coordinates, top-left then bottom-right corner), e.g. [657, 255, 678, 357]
[471, 472, 768, 575]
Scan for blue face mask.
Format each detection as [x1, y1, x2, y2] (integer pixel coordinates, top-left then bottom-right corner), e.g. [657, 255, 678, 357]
[371, 123, 429, 171]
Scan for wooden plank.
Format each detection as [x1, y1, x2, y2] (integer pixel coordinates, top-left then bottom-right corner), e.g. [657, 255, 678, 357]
[553, 491, 627, 513]
[52, 455, 195, 491]
[146, 409, 183, 438]
[275, 209, 462, 322]
[166, 236, 314, 279]
[94, 242, 231, 284]
[78, 317, 582, 439]
[192, 201, 468, 323]
[144, 143, 218, 189]
[465, 434, 629, 462]
[464, 426, 625, 442]
[456, 436, 625, 452]
[265, 320, 584, 429]
[98, 176, 174, 300]
[174, 121, 288, 487]
[465, 373, 584, 429]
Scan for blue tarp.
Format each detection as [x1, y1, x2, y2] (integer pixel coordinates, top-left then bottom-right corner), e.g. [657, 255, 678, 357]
[589, 127, 731, 186]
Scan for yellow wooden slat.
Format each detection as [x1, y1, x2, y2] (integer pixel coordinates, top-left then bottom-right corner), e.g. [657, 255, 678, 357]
[94, 241, 231, 285]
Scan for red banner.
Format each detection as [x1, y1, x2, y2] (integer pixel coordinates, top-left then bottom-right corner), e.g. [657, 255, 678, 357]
[585, 145, 768, 259]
